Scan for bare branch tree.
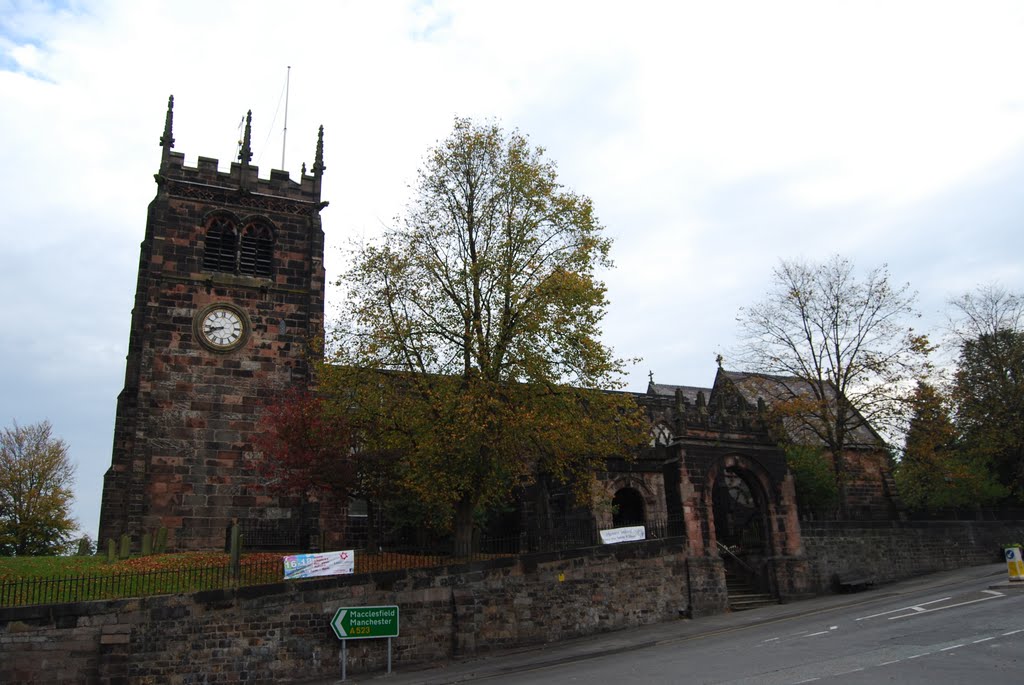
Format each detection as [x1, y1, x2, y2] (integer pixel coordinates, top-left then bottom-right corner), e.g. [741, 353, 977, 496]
[948, 283, 1024, 342]
[736, 256, 930, 512]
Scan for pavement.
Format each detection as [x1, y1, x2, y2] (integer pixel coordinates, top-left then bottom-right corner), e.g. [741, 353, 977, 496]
[307, 563, 1014, 684]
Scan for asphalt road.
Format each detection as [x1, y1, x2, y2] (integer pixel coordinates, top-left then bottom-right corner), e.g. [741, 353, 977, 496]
[323, 563, 1022, 684]
[481, 576, 1024, 684]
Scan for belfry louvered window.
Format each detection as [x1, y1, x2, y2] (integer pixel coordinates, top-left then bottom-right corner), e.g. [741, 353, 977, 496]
[202, 215, 274, 278]
[202, 216, 238, 272]
[239, 223, 274, 277]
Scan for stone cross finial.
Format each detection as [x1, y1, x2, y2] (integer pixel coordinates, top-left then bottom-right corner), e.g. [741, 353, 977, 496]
[715, 353, 724, 368]
[648, 370, 654, 385]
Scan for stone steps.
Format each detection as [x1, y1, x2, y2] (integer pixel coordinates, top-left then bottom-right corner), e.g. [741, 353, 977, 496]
[725, 572, 778, 611]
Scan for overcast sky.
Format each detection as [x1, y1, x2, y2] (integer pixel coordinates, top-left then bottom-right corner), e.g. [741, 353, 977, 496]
[3, 1, 1023, 541]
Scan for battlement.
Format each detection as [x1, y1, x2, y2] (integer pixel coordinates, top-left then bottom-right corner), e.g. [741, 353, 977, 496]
[159, 151, 324, 204]
[156, 95, 325, 206]
[640, 386, 773, 441]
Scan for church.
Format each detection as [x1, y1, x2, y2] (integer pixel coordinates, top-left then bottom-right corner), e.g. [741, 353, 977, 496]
[98, 99, 898, 596]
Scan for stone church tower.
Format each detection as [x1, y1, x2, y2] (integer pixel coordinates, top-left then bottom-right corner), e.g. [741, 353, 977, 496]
[98, 97, 327, 550]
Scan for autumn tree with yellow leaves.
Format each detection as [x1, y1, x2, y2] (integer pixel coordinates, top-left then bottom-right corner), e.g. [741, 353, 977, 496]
[327, 119, 647, 553]
[0, 421, 78, 556]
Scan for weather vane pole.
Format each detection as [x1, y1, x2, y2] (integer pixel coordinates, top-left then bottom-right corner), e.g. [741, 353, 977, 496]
[281, 66, 291, 169]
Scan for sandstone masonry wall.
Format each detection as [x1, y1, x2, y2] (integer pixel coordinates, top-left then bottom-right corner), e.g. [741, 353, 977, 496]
[7, 522, 1018, 683]
[0, 539, 720, 684]
[801, 519, 1024, 593]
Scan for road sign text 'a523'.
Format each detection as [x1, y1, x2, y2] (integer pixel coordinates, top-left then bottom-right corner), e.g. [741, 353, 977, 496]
[331, 606, 400, 639]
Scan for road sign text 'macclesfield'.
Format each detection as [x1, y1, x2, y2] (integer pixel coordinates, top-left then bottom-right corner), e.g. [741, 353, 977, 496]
[331, 606, 400, 639]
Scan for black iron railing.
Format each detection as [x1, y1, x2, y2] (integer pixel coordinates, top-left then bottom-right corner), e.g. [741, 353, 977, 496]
[1, 516, 684, 608]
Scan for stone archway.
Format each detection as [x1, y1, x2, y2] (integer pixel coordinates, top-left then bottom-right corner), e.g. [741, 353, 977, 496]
[612, 487, 646, 527]
[711, 468, 768, 553]
[706, 456, 783, 606]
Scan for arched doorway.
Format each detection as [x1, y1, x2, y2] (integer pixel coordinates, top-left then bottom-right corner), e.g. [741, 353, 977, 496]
[711, 463, 777, 608]
[612, 487, 645, 527]
[711, 468, 767, 553]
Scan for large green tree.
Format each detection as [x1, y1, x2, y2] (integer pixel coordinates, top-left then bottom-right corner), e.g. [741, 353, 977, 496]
[952, 329, 1024, 499]
[329, 118, 646, 553]
[737, 256, 930, 514]
[0, 421, 77, 556]
[896, 381, 1005, 510]
[949, 285, 1024, 500]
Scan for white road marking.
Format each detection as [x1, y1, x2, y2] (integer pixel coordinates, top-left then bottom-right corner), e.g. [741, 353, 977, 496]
[856, 597, 951, 620]
[982, 590, 1004, 596]
[766, 630, 1024, 683]
[762, 627, 836, 644]
[889, 594, 1003, 620]
[840, 632, 1024, 676]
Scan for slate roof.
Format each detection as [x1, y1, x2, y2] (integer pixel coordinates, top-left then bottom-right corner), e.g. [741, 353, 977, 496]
[646, 383, 710, 404]
[718, 369, 884, 449]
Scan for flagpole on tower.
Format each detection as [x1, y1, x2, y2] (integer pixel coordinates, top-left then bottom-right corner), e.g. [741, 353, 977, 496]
[281, 66, 291, 170]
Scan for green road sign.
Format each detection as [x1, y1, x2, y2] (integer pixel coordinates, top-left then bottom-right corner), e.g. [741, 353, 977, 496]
[331, 605, 400, 640]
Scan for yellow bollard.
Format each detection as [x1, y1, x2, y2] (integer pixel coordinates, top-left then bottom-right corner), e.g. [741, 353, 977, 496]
[1005, 547, 1024, 581]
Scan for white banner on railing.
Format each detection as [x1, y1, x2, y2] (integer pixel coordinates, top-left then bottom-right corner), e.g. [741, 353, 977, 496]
[599, 526, 646, 545]
[283, 550, 355, 580]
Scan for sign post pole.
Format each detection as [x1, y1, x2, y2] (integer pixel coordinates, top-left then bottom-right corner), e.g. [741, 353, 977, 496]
[331, 606, 400, 679]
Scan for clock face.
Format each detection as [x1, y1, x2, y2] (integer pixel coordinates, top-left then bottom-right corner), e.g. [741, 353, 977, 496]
[197, 305, 247, 351]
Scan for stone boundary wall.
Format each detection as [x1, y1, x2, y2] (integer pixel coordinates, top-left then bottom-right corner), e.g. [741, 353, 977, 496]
[800, 519, 1024, 593]
[0, 539, 725, 684]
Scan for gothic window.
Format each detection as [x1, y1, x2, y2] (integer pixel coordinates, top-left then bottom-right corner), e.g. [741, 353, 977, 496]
[202, 215, 275, 278]
[202, 215, 238, 272]
[239, 222, 274, 277]
[649, 422, 671, 447]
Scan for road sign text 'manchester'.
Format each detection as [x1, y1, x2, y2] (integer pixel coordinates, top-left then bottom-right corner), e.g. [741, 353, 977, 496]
[331, 606, 400, 640]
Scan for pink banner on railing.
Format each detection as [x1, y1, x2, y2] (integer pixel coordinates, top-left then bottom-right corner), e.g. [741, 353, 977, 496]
[283, 550, 355, 580]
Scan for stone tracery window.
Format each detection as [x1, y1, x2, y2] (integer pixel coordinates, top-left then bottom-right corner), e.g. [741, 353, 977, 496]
[649, 422, 672, 447]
